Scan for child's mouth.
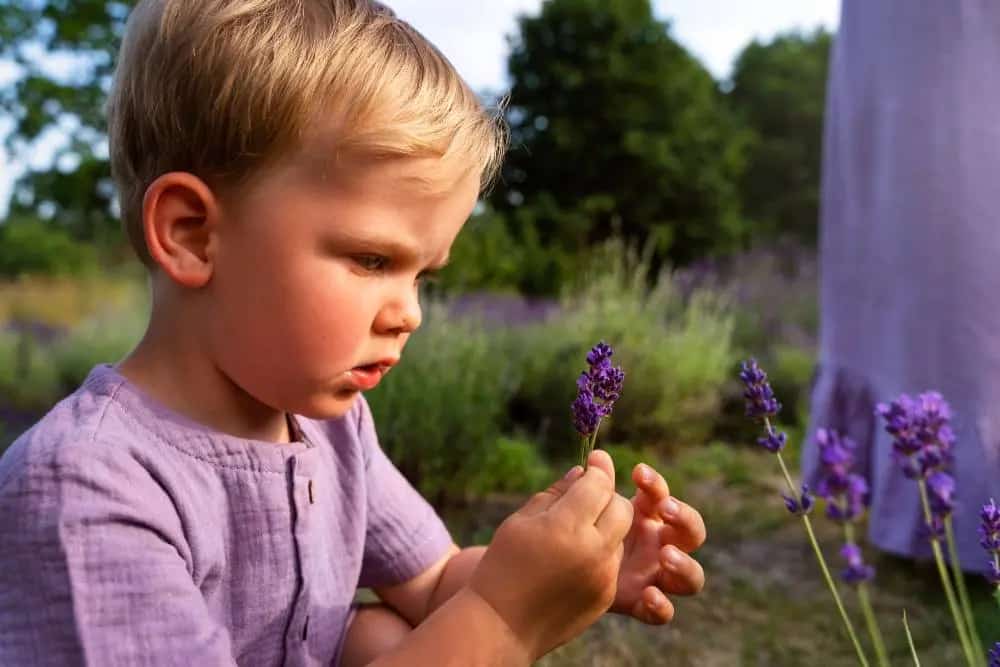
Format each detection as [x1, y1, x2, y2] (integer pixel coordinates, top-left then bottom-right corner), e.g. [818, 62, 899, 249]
[348, 363, 387, 390]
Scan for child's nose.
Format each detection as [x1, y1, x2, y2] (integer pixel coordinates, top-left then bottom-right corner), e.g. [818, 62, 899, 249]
[375, 291, 422, 335]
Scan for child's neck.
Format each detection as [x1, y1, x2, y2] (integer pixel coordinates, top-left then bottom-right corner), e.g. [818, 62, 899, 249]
[116, 329, 293, 444]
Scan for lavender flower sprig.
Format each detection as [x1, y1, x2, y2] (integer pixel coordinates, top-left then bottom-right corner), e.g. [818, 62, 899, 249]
[979, 499, 1000, 605]
[814, 427, 889, 667]
[990, 642, 1000, 667]
[877, 393, 982, 667]
[572, 342, 624, 469]
[739, 359, 871, 667]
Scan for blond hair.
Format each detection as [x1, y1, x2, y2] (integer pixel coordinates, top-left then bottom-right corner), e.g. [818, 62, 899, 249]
[107, 0, 507, 266]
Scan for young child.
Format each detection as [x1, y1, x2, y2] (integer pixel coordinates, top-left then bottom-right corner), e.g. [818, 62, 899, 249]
[0, 1, 706, 665]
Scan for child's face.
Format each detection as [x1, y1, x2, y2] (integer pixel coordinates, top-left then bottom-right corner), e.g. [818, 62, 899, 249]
[207, 154, 480, 420]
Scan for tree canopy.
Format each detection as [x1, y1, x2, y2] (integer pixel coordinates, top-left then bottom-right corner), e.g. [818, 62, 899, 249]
[489, 0, 749, 292]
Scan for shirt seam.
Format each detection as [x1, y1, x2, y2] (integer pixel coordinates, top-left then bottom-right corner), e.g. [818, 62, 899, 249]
[110, 387, 288, 476]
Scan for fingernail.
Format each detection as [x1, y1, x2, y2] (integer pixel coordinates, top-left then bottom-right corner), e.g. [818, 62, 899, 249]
[564, 466, 583, 481]
[638, 464, 654, 484]
[662, 547, 683, 569]
[659, 498, 680, 520]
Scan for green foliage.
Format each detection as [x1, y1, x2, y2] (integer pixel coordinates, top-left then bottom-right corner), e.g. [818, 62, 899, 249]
[491, 0, 749, 287]
[49, 304, 146, 393]
[510, 240, 737, 458]
[435, 209, 524, 293]
[728, 29, 832, 244]
[2, 0, 126, 240]
[767, 343, 816, 427]
[364, 303, 519, 503]
[600, 442, 663, 493]
[0, 217, 99, 277]
[0, 330, 60, 411]
[466, 435, 552, 497]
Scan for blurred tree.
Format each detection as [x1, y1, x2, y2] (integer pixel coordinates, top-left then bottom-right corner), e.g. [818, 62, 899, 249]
[0, 1, 130, 243]
[728, 28, 832, 245]
[491, 0, 748, 294]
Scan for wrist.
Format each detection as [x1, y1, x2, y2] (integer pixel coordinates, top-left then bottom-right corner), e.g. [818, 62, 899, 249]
[455, 587, 536, 664]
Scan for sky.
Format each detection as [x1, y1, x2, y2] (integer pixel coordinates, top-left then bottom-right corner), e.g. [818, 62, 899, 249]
[0, 0, 840, 217]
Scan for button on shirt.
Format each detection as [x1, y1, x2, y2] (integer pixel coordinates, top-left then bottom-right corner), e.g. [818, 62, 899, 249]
[0, 364, 453, 666]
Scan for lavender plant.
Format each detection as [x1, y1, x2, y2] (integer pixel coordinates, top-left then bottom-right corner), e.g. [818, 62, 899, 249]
[877, 393, 984, 666]
[572, 341, 624, 469]
[980, 499, 1000, 602]
[814, 428, 889, 667]
[739, 359, 872, 666]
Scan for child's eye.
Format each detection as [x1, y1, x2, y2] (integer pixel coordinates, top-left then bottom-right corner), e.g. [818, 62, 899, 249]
[353, 254, 388, 273]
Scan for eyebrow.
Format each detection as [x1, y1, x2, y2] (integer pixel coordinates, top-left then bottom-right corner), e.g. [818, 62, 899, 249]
[328, 231, 450, 269]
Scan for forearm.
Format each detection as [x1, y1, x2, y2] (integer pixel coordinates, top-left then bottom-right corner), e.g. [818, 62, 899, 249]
[427, 546, 487, 615]
[370, 587, 531, 667]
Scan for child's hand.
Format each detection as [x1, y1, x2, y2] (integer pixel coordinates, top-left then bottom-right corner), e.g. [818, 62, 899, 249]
[468, 449, 632, 660]
[611, 462, 706, 624]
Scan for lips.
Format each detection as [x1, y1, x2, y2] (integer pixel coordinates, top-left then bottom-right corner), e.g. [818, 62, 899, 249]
[347, 358, 398, 391]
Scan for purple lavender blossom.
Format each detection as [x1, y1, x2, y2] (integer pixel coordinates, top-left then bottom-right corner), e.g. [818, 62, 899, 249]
[782, 484, 814, 515]
[980, 499, 1000, 585]
[876, 391, 955, 480]
[739, 359, 781, 419]
[840, 543, 876, 584]
[813, 428, 870, 523]
[571, 387, 601, 438]
[877, 391, 961, 541]
[926, 471, 956, 517]
[757, 430, 787, 453]
[572, 342, 624, 437]
[990, 642, 1000, 667]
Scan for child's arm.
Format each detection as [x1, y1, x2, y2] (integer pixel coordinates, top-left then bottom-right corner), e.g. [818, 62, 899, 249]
[374, 455, 707, 642]
[369, 450, 632, 663]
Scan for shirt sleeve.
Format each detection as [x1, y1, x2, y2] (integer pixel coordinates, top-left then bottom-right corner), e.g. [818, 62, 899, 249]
[0, 452, 238, 666]
[354, 397, 454, 588]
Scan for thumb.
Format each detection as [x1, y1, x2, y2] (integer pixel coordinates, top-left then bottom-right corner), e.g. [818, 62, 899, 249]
[519, 465, 585, 516]
[586, 448, 616, 487]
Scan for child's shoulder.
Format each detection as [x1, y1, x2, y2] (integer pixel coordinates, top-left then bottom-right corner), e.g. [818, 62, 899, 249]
[0, 364, 145, 494]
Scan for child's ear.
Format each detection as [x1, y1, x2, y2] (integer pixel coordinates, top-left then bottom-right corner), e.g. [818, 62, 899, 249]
[142, 172, 220, 288]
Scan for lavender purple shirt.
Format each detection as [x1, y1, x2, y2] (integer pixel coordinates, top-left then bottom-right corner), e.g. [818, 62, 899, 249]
[0, 364, 453, 666]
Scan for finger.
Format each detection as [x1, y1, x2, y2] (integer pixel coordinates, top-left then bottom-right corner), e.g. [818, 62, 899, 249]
[519, 465, 584, 516]
[552, 450, 616, 523]
[586, 449, 616, 486]
[632, 463, 670, 501]
[595, 493, 634, 546]
[657, 545, 705, 596]
[630, 585, 675, 625]
[655, 499, 707, 553]
[631, 463, 671, 518]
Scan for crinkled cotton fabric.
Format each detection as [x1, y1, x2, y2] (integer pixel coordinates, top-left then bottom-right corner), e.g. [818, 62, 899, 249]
[0, 364, 452, 665]
[805, 0, 1000, 570]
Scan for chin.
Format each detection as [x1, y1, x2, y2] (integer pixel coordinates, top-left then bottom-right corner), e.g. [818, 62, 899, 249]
[294, 391, 360, 421]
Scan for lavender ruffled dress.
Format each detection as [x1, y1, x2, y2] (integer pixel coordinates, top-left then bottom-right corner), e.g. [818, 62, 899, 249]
[802, 0, 1000, 570]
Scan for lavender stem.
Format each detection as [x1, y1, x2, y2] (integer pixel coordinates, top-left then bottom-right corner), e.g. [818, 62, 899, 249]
[917, 480, 979, 667]
[772, 444, 871, 667]
[903, 609, 921, 666]
[944, 516, 984, 659]
[845, 523, 890, 667]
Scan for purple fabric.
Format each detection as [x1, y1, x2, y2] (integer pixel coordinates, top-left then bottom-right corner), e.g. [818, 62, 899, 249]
[0, 364, 453, 665]
[804, 0, 1000, 570]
